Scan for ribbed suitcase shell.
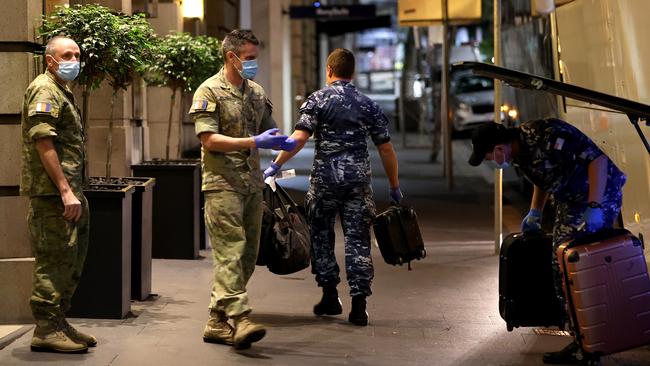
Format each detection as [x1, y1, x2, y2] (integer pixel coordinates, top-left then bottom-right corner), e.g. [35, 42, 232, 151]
[557, 229, 650, 356]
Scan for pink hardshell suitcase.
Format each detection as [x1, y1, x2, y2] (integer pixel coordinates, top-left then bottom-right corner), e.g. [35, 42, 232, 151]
[556, 229, 650, 360]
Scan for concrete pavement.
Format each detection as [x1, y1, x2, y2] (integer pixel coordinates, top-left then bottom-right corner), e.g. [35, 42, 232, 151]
[0, 140, 648, 365]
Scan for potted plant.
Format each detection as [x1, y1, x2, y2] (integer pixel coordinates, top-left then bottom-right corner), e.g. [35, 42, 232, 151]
[40, 5, 157, 317]
[133, 33, 222, 259]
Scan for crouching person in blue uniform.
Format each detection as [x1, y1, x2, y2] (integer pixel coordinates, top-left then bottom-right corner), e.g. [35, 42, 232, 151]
[263, 48, 402, 326]
[468, 120, 626, 364]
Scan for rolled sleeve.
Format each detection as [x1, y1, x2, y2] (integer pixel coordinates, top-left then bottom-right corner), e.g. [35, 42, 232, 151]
[295, 95, 319, 133]
[369, 104, 391, 146]
[28, 120, 57, 140]
[193, 113, 219, 136]
[295, 113, 317, 134]
[189, 85, 220, 136]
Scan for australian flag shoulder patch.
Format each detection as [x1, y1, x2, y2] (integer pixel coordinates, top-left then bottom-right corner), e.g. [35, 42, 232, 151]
[192, 100, 209, 111]
[35, 102, 52, 113]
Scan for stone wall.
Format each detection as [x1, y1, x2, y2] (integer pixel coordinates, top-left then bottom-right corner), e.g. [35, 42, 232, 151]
[0, 0, 43, 324]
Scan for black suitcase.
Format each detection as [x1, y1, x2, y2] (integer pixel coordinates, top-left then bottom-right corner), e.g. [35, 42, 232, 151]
[373, 205, 426, 270]
[499, 232, 565, 331]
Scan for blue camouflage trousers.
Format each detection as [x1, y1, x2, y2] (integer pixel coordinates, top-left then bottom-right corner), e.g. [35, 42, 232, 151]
[305, 183, 376, 297]
[551, 181, 624, 315]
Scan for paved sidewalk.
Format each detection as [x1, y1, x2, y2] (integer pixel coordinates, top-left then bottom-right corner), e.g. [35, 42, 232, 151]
[1, 141, 648, 365]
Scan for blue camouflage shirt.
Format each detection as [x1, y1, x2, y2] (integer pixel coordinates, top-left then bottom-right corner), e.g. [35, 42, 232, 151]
[296, 80, 391, 186]
[513, 119, 626, 202]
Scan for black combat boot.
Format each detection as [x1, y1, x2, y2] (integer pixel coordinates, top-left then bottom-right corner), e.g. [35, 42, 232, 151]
[348, 295, 368, 326]
[313, 286, 343, 316]
[542, 341, 581, 364]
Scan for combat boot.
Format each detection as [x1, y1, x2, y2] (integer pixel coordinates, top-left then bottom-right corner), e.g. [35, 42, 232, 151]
[542, 341, 582, 364]
[203, 310, 234, 346]
[348, 295, 368, 326]
[313, 286, 343, 316]
[232, 313, 266, 349]
[60, 318, 97, 347]
[31, 320, 88, 353]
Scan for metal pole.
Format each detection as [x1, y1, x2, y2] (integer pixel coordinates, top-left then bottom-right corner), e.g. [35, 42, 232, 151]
[493, 0, 503, 255]
[400, 73, 407, 148]
[441, 0, 453, 189]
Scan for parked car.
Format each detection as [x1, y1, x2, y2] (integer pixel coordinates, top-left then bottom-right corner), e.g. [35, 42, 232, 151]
[450, 70, 495, 132]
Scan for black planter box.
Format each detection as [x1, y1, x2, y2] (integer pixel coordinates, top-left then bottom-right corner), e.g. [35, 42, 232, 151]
[68, 184, 134, 319]
[132, 161, 200, 259]
[125, 177, 155, 301]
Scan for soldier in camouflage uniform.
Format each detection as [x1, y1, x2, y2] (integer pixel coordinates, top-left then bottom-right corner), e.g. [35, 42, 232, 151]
[265, 48, 402, 326]
[21, 36, 96, 353]
[468, 119, 625, 364]
[189, 30, 295, 349]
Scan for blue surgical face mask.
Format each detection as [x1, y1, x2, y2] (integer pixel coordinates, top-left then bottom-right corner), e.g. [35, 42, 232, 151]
[486, 160, 510, 169]
[53, 58, 80, 81]
[487, 146, 510, 169]
[234, 54, 258, 80]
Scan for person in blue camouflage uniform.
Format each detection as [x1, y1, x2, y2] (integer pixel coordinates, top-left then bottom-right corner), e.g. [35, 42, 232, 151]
[264, 48, 402, 326]
[469, 119, 626, 364]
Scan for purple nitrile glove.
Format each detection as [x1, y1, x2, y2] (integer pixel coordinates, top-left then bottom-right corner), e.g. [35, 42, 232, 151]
[278, 137, 297, 151]
[521, 209, 542, 233]
[254, 128, 289, 149]
[264, 162, 281, 179]
[583, 206, 605, 232]
[389, 187, 403, 204]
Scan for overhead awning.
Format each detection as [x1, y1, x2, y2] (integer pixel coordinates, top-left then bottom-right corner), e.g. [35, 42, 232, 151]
[316, 15, 392, 36]
[452, 61, 650, 154]
[289, 5, 393, 36]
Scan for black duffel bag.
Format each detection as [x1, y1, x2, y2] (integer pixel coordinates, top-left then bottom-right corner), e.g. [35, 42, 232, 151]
[258, 182, 310, 275]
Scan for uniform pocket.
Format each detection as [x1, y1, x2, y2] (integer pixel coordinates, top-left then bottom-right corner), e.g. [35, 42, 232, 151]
[35, 215, 75, 254]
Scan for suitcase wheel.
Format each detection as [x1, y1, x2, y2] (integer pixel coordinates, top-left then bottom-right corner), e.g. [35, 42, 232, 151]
[582, 353, 601, 366]
[397, 257, 403, 265]
[420, 248, 427, 258]
[506, 323, 513, 332]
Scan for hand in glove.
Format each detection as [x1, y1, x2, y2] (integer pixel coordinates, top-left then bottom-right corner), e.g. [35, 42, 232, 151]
[277, 137, 297, 152]
[521, 209, 542, 233]
[583, 206, 605, 232]
[253, 128, 288, 149]
[389, 187, 403, 204]
[263, 162, 281, 179]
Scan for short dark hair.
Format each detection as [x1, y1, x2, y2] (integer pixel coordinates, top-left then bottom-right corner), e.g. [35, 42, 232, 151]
[222, 29, 259, 59]
[327, 48, 355, 79]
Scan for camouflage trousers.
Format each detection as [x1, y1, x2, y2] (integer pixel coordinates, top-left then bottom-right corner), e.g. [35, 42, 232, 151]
[550, 184, 624, 314]
[204, 190, 262, 317]
[305, 183, 376, 297]
[28, 194, 89, 321]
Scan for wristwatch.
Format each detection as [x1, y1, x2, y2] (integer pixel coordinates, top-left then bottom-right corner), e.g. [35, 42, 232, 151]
[588, 201, 602, 209]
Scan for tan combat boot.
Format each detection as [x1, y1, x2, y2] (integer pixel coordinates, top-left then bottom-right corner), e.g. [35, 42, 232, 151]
[60, 318, 97, 347]
[232, 312, 266, 349]
[31, 320, 88, 353]
[203, 310, 234, 346]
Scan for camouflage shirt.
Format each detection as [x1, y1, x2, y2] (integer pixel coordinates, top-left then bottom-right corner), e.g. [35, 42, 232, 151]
[190, 68, 276, 194]
[296, 80, 390, 186]
[513, 118, 626, 202]
[20, 70, 84, 197]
